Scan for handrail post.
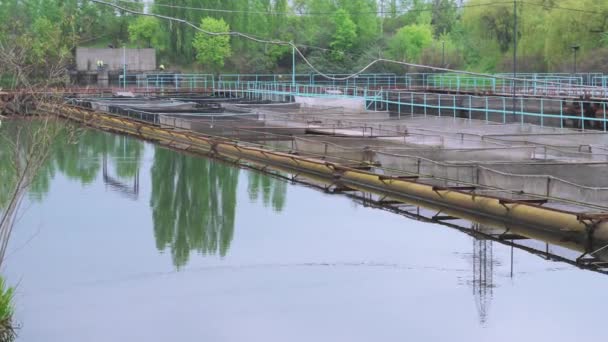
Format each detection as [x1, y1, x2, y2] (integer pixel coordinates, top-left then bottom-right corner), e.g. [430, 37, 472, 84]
[398, 92, 401, 119]
[540, 98, 544, 127]
[438, 93, 442, 117]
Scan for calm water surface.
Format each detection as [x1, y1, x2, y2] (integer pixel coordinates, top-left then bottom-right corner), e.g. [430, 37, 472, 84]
[4, 129, 608, 341]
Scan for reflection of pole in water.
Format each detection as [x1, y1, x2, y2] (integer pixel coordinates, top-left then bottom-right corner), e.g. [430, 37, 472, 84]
[471, 224, 495, 325]
[102, 154, 140, 200]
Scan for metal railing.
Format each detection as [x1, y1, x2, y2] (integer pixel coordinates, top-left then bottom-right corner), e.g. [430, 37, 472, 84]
[218, 73, 409, 88]
[116, 73, 216, 91]
[103, 72, 608, 96]
[210, 81, 608, 131]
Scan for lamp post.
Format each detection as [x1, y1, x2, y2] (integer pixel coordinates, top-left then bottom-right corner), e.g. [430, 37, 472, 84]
[571, 45, 580, 75]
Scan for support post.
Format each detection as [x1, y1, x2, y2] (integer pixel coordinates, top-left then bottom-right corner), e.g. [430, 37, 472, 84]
[123, 45, 126, 89]
[398, 92, 401, 119]
[540, 98, 544, 127]
[512, 0, 517, 122]
[292, 42, 296, 90]
[442, 40, 445, 67]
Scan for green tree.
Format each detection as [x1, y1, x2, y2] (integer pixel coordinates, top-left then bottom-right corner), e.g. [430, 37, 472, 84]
[293, 0, 336, 48]
[543, 0, 608, 69]
[330, 9, 357, 61]
[462, 0, 515, 54]
[388, 24, 434, 62]
[337, 0, 379, 47]
[459, 0, 516, 71]
[128, 17, 164, 49]
[192, 17, 232, 72]
[419, 35, 463, 69]
[430, 0, 457, 37]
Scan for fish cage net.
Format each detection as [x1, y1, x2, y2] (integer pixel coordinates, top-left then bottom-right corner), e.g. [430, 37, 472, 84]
[77, 97, 608, 210]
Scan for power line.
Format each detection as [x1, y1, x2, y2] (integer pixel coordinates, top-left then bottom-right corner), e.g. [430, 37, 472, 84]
[89, 0, 606, 88]
[113, 0, 513, 16]
[521, 1, 608, 15]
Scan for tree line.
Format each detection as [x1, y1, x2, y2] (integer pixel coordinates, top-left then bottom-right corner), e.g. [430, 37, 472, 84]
[1, 0, 608, 83]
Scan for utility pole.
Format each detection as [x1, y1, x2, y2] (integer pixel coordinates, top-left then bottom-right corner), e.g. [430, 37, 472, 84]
[291, 42, 296, 89]
[123, 45, 127, 89]
[571, 45, 580, 75]
[442, 40, 446, 67]
[512, 0, 517, 122]
[380, 0, 384, 36]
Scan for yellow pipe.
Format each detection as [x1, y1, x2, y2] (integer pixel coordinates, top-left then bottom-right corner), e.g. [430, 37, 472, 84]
[47, 104, 608, 244]
[236, 157, 600, 260]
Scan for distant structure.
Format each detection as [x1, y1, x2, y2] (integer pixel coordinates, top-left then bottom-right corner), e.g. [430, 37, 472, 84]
[71, 47, 157, 86]
[469, 224, 497, 326]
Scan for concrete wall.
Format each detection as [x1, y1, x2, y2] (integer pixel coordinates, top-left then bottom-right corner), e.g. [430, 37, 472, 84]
[76, 48, 156, 72]
[294, 96, 367, 112]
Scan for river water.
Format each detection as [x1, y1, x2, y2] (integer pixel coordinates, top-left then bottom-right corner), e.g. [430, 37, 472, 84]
[4, 128, 608, 341]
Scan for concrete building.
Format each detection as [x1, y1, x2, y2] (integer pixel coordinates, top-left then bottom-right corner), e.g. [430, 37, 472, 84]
[75, 47, 156, 72]
[72, 47, 157, 86]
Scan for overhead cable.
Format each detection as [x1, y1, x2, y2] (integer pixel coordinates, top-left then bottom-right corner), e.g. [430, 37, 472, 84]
[90, 0, 605, 88]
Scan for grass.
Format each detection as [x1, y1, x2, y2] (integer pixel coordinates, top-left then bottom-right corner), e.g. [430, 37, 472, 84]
[0, 277, 15, 342]
[0, 75, 16, 89]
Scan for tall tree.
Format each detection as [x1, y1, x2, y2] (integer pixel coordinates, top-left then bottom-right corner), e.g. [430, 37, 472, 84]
[330, 9, 357, 61]
[543, 0, 608, 69]
[337, 0, 379, 47]
[388, 23, 433, 62]
[128, 16, 165, 50]
[431, 0, 458, 37]
[192, 17, 232, 72]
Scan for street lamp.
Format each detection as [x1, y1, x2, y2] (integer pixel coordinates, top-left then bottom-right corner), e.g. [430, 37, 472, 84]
[571, 45, 580, 75]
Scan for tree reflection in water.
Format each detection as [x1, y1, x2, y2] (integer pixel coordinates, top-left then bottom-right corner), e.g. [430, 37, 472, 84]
[247, 171, 287, 212]
[3, 126, 289, 269]
[52, 130, 143, 185]
[7, 128, 145, 202]
[150, 148, 289, 268]
[150, 148, 239, 268]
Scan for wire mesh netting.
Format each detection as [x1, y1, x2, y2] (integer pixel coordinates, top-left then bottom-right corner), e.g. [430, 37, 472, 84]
[76, 96, 608, 210]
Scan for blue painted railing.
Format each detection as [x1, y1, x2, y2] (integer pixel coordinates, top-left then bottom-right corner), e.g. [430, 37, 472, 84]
[214, 81, 608, 131]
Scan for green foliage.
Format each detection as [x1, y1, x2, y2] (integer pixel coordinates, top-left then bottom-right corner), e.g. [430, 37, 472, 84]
[418, 36, 463, 69]
[29, 18, 68, 65]
[0, 277, 14, 341]
[388, 24, 433, 62]
[430, 0, 457, 37]
[192, 17, 232, 72]
[462, 0, 515, 54]
[128, 17, 165, 50]
[3, 0, 608, 76]
[543, 0, 608, 69]
[0, 278, 13, 322]
[337, 0, 379, 47]
[0, 0, 133, 85]
[601, 32, 608, 46]
[330, 9, 357, 61]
